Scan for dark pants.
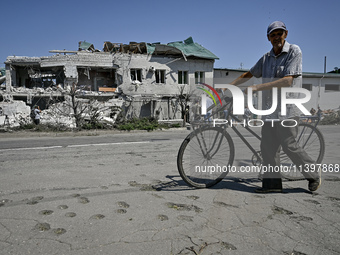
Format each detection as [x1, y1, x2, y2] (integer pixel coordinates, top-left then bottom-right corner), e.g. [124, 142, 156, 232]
[34, 119, 40, 125]
[260, 120, 319, 189]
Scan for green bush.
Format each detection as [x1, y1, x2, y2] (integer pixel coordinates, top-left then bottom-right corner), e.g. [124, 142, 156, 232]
[81, 122, 107, 130]
[19, 123, 36, 130]
[170, 123, 181, 128]
[115, 117, 167, 131]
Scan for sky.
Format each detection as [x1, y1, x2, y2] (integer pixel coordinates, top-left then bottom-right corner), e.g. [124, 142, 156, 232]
[1, 0, 339, 73]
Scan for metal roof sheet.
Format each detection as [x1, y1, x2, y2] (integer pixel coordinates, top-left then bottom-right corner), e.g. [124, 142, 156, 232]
[147, 37, 218, 60]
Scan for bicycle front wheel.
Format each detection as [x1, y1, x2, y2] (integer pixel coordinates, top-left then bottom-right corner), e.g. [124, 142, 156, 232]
[177, 127, 234, 188]
[280, 123, 325, 180]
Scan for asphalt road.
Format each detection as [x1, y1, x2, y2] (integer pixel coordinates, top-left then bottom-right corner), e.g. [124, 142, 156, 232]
[0, 125, 339, 254]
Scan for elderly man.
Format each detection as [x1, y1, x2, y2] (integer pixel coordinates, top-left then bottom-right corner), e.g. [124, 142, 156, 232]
[229, 21, 321, 193]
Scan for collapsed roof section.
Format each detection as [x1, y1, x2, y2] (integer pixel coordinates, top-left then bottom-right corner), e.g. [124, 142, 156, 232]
[79, 41, 96, 52]
[101, 37, 219, 60]
[151, 37, 219, 60]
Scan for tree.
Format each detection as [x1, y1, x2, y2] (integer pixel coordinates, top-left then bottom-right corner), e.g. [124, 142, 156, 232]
[45, 83, 95, 129]
[175, 84, 198, 127]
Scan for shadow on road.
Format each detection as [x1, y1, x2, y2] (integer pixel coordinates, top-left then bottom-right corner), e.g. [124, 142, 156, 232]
[159, 175, 310, 194]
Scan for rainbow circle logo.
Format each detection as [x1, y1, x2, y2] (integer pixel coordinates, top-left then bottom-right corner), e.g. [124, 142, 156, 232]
[197, 83, 223, 106]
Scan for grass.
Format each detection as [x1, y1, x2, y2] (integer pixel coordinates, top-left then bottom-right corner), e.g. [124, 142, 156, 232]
[115, 117, 175, 131]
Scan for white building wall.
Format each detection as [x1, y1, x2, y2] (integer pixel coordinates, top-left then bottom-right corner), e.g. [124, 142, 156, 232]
[301, 74, 340, 111]
[38, 52, 215, 97]
[214, 68, 261, 89]
[118, 54, 214, 96]
[115, 54, 214, 120]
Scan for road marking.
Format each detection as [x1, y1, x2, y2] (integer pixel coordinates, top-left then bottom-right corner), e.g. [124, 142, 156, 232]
[67, 141, 150, 148]
[0, 146, 63, 152]
[0, 141, 150, 152]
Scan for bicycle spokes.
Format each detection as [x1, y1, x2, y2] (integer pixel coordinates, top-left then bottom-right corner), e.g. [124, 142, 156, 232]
[194, 127, 225, 160]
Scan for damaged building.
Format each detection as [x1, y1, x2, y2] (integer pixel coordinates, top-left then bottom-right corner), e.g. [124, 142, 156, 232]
[1, 37, 218, 127]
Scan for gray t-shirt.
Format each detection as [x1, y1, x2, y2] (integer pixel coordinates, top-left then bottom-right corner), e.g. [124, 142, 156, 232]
[34, 108, 41, 120]
[250, 41, 302, 120]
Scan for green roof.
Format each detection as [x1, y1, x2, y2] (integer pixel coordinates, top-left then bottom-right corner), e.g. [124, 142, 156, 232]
[147, 37, 219, 60]
[79, 41, 95, 51]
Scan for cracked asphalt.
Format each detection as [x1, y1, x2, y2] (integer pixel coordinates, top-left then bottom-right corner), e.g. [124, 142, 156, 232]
[0, 125, 339, 255]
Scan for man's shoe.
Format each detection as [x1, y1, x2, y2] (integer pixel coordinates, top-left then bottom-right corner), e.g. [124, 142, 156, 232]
[308, 178, 321, 192]
[254, 187, 282, 193]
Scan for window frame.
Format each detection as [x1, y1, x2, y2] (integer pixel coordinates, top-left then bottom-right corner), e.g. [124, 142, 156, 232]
[178, 70, 188, 85]
[130, 68, 142, 82]
[155, 69, 166, 84]
[195, 71, 205, 84]
[325, 84, 340, 92]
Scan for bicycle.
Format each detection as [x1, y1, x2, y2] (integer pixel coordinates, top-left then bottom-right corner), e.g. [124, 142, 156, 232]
[177, 96, 325, 188]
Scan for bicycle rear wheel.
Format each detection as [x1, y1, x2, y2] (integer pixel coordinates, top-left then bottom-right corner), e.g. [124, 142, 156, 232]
[177, 126, 234, 188]
[280, 123, 325, 180]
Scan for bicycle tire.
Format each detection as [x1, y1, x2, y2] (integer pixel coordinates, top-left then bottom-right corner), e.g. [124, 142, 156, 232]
[280, 123, 325, 181]
[177, 126, 235, 188]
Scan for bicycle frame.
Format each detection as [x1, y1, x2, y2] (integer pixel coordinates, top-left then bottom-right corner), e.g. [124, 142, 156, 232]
[192, 94, 321, 166]
[192, 96, 262, 164]
[177, 94, 325, 188]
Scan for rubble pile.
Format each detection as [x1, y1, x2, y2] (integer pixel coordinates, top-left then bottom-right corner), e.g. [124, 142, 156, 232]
[0, 100, 31, 128]
[40, 97, 123, 128]
[320, 108, 340, 125]
[0, 86, 123, 129]
[40, 99, 76, 128]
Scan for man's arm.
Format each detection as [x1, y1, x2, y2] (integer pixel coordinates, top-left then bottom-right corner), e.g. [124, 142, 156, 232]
[230, 71, 253, 86]
[249, 75, 294, 92]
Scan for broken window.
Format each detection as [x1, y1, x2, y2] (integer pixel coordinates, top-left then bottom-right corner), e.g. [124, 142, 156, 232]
[195, 71, 205, 84]
[78, 68, 116, 91]
[178, 71, 188, 85]
[130, 69, 142, 82]
[155, 69, 165, 84]
[13, 66, 65, 88]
